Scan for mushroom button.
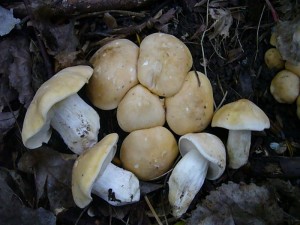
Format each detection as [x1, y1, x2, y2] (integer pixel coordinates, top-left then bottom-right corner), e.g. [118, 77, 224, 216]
[166, 71, 214, 135]
[211, 99, 270, 169]
[168, 133, 226, 218]
[72, 133, 140, 208]
[264, 48, 285, 70]
[87, 39, 139, 110]
[22, 66, 100, 154]
[285, 61, 300, 77]
[270, 70, 300, 104]
[137, 32, 193, 97]
[117, 84, 165, 132]
[120, 126, 178, 181]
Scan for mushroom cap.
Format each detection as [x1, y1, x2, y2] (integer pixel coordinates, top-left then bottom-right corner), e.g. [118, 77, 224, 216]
[120, 126, 178, 181]
[72, 133, 118, 208]
[264, 48, 285, 70]
[270, 70, 300, 104]
[22, 65, 94, 149]
[87, 39, 139, 110]
[179, 133, 226, 180]
[166, 71, 214, 135]
[211, 99, 270, 131]
[137, 33, 193, 97]
[285, 61, 300, 77]
[117, 84, 165, 132]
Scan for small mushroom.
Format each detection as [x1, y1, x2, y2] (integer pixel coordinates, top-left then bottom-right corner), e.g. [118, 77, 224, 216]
[87, 39, 139, 110]
[22, 66, 100, 154]
[165, 71, 214, 135]
[120, 126, 178, 181]
[285, 61, 300, 77]
[137, 33, 193, 97]
[264, 48, 285, 70]
[270, 70, 300, 104]
[72, 133, 140, 208]
[211, 99, 270, 169]
[168, 133, 226, 218]
[117, 84, 165, 132]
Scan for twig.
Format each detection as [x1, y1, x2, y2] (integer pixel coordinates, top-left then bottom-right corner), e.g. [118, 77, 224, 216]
[200, 0, 210, 76]
[265, 0, 279, 22]
[254, 5, 265, 63]
[144, 195, 163, 225]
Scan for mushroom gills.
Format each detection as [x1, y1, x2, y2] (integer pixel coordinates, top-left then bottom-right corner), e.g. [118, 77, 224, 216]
[168, 149, 208, 218]
[227, 130, 251, 169]
[92, 163, 140, 206]
[50, 93, 100, 154]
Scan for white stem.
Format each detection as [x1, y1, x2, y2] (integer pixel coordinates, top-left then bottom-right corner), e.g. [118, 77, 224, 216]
[50, 94, 100, 154]
[227, 130, 251, 169]
[168, 150, 208, 218]
[92, 163, 140, 206]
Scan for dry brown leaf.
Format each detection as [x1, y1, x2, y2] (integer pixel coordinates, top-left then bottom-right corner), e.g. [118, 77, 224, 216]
[208, 8, 233, 39]
[187, 182, 284, 225]
[18, 147, 77, 213]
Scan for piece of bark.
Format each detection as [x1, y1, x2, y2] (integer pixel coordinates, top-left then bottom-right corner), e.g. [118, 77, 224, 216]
[7, 0, 159, 18]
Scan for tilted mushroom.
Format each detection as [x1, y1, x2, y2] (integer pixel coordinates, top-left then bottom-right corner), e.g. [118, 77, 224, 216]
[22, 65, 100, 154]
[117, 84, 165, 132]
[72, 133, 140, 208]
[120, 126, 178, 181]
[270, 70, 300, 104]
[165, 71, 214, 135]
[168, 133, 226, 218]
[87, 39, 139, 110]
[138, 32, 193, 97]
[211, 99, 270, 169]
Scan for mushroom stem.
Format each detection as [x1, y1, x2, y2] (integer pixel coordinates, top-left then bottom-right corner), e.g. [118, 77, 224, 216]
[50, 93, 100, 154]
[92, 163, 140, 206]
[168, 150, 208, 218]
[227, 130, 251, 169]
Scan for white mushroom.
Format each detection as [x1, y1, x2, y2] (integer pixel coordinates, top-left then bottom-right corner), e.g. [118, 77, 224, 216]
[168, 133, 226, 218]
[22, 66, 100, 154]
[72, 133, 140, 208]
[211, 99, 270, 169]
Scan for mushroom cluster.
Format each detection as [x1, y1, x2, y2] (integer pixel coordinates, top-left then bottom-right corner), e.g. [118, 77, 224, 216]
[86, 32, 215, 182]
[21, 32, 272, 218]
[265, 25, 300, 118]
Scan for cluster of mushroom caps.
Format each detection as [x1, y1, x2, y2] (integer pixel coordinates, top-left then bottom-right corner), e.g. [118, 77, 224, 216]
[21, 33, 270, 218]
[264, 31, 300, 118]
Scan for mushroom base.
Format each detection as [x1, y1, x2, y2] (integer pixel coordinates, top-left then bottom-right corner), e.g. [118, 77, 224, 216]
[50, 93, 100, 154]
[227, 130, 251, 169]
[92, 163, 140, 206]
[168, 150, 208, 218]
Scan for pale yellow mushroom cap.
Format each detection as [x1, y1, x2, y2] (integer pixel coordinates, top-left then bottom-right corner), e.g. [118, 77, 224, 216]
[87, 39, 139, 110]
[137, 33, 193, 97]
[21, 65, 94, 149]
[270, 70, 300, 104]
[166, 71, 214, 135]
[120, 126, 178, 181]
[72, 133, 118, 208]
[211, 99, 270, 131]
[117, 84, 165, 132]
[264, 48, 285, 70]
[285, 61, 300, 77]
